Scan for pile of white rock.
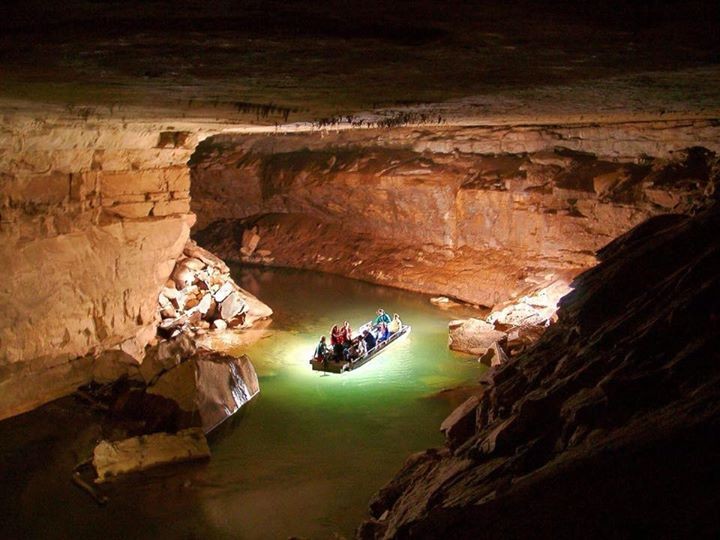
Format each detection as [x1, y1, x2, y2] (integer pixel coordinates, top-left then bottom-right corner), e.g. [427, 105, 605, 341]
[158, 240, 264, 338]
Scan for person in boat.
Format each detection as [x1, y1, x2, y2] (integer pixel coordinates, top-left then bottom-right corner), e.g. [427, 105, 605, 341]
[363, 329, 377, 351]
[328, 325, 343, 361]
[344, 336, 366, 362]
[341, 321, 352, 342]
[377, 322, 390, 344]
[388, 313, 402, 334]
[373, 309, 391, 327]
[314, 336, 330, 361]
[330, 324, 343, 346]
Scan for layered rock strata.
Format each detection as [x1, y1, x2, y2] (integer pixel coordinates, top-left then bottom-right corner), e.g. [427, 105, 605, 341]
[0, 109, 267, 420]
[193, 127, 718, 309]
[358, 205, 720, 538]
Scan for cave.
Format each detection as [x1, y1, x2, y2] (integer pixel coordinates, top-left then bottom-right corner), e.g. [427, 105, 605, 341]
[1, 2, 719, 539]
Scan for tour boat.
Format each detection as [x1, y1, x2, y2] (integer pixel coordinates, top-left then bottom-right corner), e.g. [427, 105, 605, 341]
[309, 321, 411, 373]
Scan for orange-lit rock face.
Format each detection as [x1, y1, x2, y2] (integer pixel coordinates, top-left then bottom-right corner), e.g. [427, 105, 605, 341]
[191, 124, 718, 307]
[0, 112, 203, 419]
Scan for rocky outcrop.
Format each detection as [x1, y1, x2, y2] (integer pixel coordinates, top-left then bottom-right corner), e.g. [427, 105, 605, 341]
[157, 239, 272, 339]
[0, 107, 272, 420]
[193, 131, 717, 310]
[0, 111, 205, 419]
[92, 428, 211, 483]
[448, 319, 507, 357]
[358, 205, 720, 538]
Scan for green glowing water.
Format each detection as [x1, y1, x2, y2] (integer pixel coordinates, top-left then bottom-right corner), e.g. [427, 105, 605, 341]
[1, 267, 484, 540]
[200, 267, 485, 539]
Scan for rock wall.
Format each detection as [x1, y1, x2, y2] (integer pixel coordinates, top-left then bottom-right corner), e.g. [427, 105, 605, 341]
[358, 205, 720, 539]
[191, 121, 718, 307]
[0, 110, 207, 419]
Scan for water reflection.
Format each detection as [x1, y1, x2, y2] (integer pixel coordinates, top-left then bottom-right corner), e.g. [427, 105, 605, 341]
[199, 266, 484, 539]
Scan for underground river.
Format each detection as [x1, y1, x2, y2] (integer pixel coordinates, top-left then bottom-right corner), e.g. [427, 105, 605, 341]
[1, 267, 485, 539]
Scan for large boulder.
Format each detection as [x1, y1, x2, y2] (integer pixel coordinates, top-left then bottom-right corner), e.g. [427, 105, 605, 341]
[448, 318, 507, 356]
[139, 332, 197, 384]
[148, 349, 260, 433]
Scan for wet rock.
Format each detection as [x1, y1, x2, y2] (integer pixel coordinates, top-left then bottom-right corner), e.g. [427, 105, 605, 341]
[478, 341, 509, 367]
[140, 332, 197, 384]
[212, 319, 227, 331]
[92, 428, 210, 483]
[213, 281, 234, 303]
[220, 291, 247, 322]
[92, 349, 142, 384]
[440, 395, 480, 450]
[448, 318, 507, 356]
[148, 350, 260, 433]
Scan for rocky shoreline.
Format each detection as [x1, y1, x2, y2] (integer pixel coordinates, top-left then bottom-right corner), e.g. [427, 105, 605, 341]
[357, 204, 720, 538]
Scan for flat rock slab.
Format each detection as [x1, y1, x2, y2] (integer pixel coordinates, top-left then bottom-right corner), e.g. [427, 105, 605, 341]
[448, 318, 507, 356]
[93, 428, 210, 483]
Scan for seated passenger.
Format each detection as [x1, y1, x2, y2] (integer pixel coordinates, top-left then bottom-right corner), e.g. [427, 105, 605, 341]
[363, 329, 377, 351]
[314, 336, 330, 361]
[388, 313, 402, 334]
[377, 322, 390, 343]
[355, 337, 367, 357]
[373, 308, 391, 327]
[344, 337, 366, 362]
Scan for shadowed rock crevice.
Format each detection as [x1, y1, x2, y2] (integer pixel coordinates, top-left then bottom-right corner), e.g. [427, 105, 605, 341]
[358, 204, 720, 538]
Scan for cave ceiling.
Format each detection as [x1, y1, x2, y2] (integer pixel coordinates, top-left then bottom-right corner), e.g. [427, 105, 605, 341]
[1, 0, 719, 124]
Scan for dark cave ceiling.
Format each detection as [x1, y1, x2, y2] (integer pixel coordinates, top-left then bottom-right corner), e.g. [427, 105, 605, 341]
[1, 1, 718, 120]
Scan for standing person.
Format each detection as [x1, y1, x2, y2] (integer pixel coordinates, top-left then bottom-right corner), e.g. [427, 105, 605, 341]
[330, 324, 344, 361]
[388, 313, 402, 334]
[373, 308, 391, 327]
[341, 321, 352, 342]
[330, 324, 342, 346]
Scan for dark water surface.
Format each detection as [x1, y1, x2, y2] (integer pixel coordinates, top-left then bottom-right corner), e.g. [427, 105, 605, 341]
[1, 267, 484, 539]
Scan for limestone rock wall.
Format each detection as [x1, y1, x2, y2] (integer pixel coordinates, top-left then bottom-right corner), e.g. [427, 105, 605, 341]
[0, 110, 207, 419]
[191, 121, 718, 306]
